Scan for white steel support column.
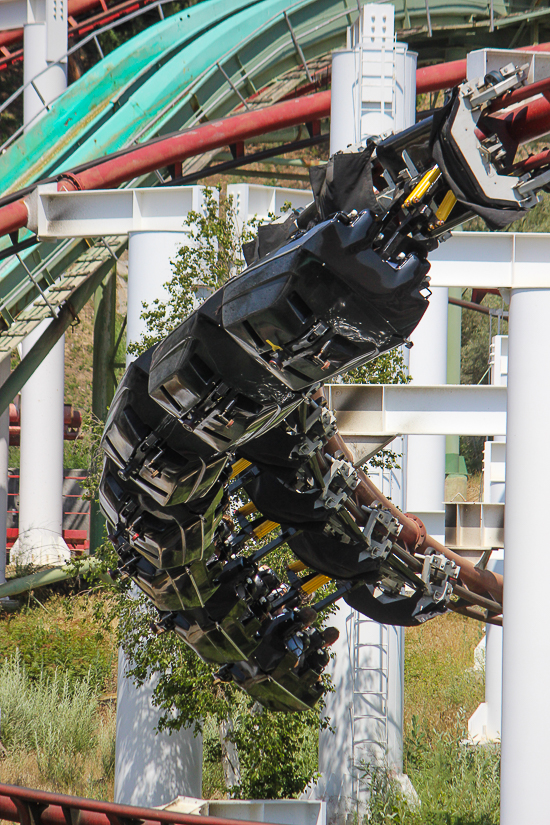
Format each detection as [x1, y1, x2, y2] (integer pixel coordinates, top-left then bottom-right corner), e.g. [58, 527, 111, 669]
[23, 23, 67, 129]
[0, 356, 10, 583]
[12, 321, 68, 566]
[307, 8, 415, 822]
[17, 0, 68, 567]
[500, 288, 550, 825]
[126, 231, 190, 360]
[115, 650, 203, 805]
[115, 228, 203, 806]
[406, 287, 448, 542]
[23, 0, 68, 131]
[485, 553, 503, 739]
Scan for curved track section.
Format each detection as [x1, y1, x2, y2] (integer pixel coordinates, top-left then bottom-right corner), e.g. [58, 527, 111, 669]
[0, 0, 353, 352]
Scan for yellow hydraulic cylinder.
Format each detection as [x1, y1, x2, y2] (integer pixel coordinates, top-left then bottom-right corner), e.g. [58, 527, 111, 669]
[236, 501, 258, 517]
[288, 559, 308, 573]
[435, 190, 457, 224]
[404, 165, 441, 206]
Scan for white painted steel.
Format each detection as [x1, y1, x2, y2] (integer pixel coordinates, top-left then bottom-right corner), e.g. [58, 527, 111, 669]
[327, 384, 507, 436]
[467, 47, 550, 85]
[11, 320, 69, 566]
[208, 800, 326, 824]
[17, 3, 67, 569]
[429, 232, 550, 288]
[306, 10, 410, 821]
[114, 649, 203, 806]
[445, 502, 504, 550]
[126, 231, 193, 363]
[118, 225, 205, 803]
[29, 183, 313, 241]
[485, 552, 504, 741]
[348, 4, 416, 137]
[308, 461, 406, 823]
[228, 183, 312, 234]
[0, 357, 9, 584]
[330, 49, 360, 151]
[0, 0, 29, 28]
[501, 288, 550, 825]
[471, 331, 507, 745]
[405, 287, 448, 542]
[30, 185, 209, 238]
[23, 16, 66, 131]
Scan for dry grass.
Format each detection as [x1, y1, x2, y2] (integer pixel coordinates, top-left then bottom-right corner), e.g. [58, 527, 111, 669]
[0, 711, 116, 799]
[0, 592, 118, 693]
[404, 612, 485, 740]
[466, 471, 483, 502]
[0, 650, 116, 799]
[65, 298, 95, 418]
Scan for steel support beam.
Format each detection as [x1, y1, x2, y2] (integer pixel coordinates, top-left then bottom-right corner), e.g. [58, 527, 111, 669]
[429, 231, 550, 288]
[90, 266, 117, 554]
[327, 384, 507, 437]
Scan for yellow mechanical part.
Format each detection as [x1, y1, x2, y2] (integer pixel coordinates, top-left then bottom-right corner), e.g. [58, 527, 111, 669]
[435, 190, 457, 224]
[237, 501, 258, 517]
[229, 458, 252, 479]
[253, 519, 279, 539]
[300, 574, 332, 595]
[266, 339, 282, 351]
[404, 165, 441, 206]
[288, 559, 308, 573]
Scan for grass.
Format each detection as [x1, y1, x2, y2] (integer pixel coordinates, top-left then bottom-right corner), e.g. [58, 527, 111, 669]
[0, 652, 116, 797]
[0, 592, 118, 798]
[0, 563, 491, 817]
[0, 593, 117, 692]
[404, 612, 485, 740]
[357, 613, 497, 824]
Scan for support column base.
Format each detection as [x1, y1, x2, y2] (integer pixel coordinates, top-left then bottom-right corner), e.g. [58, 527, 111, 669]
[468, 702, 501, 744]
[11, 529, 70, 568]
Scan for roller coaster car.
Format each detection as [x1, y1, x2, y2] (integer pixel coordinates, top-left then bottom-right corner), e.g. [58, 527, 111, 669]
[101, 57, 546, 711]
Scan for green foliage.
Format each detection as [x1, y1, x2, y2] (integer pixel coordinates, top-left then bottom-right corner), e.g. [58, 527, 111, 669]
[403, 729, 500, 825]
[404, 613, 484, 739]
[0, 597, 114, 691]
[362, 614, 498, 824]
[341, 348, 411, 386]
[127, 187, 244, 356]
[359, 730, 500, 825]
[231, 705, 320, 799]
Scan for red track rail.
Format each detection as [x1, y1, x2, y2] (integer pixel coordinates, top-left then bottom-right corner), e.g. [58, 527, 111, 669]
[415, 41, 550, 94]
[8, 402, 81, 445]
[0, 783, 275, 825]
[2, 75, 550, 241]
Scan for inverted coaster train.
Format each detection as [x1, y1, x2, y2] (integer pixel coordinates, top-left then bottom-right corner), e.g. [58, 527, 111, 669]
[100, 60, 546, 711]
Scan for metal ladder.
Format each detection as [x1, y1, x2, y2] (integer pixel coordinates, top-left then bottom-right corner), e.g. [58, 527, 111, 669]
[350, 612, 390, 802]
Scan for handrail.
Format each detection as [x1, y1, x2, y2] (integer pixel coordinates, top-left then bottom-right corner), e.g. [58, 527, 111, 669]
[0, 0, 174, 151]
